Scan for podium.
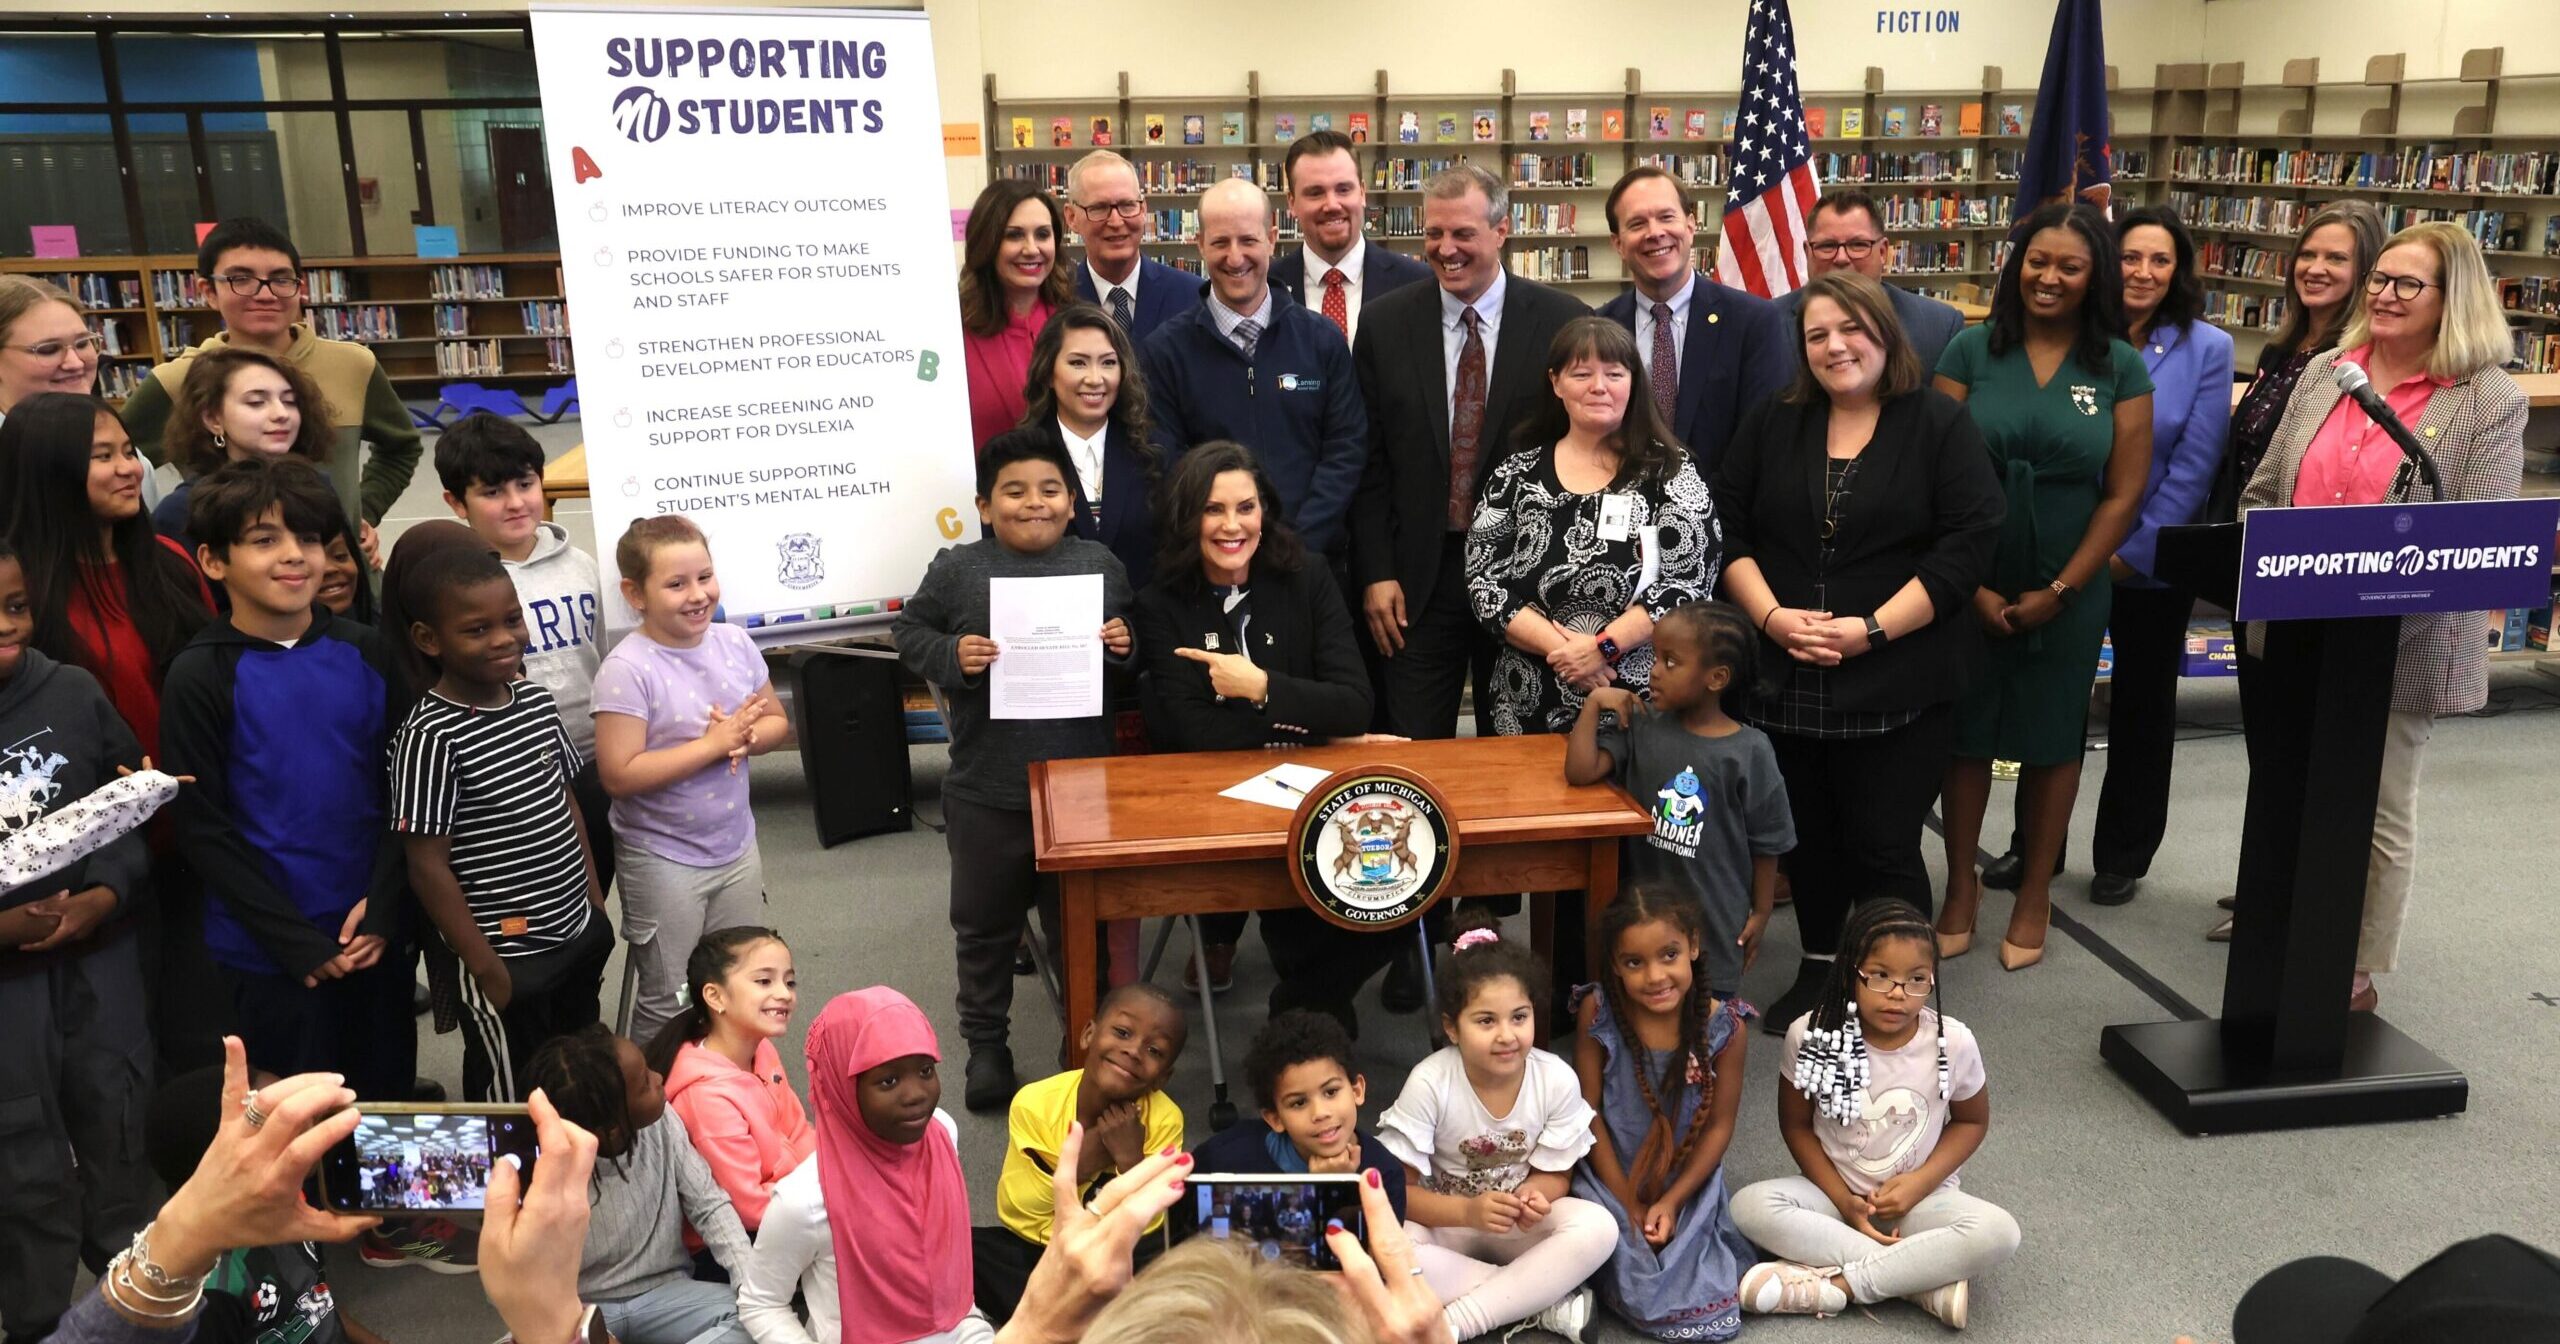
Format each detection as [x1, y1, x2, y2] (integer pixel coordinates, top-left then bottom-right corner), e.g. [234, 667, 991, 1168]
[2101, 498, 2556, 1132]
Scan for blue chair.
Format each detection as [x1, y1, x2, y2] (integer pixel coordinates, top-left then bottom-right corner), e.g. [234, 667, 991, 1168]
[440, 382, 534, 419]
[534, 377, 580, 424]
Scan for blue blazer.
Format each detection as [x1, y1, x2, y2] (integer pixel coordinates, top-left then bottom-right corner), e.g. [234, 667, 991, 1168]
[1780, 281, 1968, 379]
[1074, 257, 1202, 344]
[2119, 318, 2235, 584]
[1599, 273, 1793, 475]
[1271, 242, 1434, 312]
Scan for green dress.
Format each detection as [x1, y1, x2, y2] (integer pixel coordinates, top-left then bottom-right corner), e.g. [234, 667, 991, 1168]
[1937, 326, 2153, 766]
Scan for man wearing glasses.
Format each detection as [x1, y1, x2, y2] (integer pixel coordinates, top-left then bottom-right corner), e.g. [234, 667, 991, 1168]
[1064, 150, 1199, 342]
[1597, 166, 1792, 475]
[119, 217, 423, 559]
[1782, 190, 1966, 375]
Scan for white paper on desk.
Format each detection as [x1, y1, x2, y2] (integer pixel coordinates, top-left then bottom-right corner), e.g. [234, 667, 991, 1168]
[1219, 761, 1333, 811]
[989, 573, 1106, 719]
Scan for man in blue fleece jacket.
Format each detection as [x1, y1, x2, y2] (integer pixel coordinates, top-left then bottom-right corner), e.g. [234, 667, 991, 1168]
[1139, 178, 1368, 557]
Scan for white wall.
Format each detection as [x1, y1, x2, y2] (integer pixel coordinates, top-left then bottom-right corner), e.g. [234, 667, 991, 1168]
[2201, 0, 2560, 82]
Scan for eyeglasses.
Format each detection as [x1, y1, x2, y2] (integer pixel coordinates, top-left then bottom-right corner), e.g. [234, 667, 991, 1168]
[2364, 271, 2437, 301]
[1808, 238, 1883, 260]
[4, 334, 102, 361]
[1074, 199, 1146, 221]
[217, 271, 304, 297]
[1853, 968, 1936, 998]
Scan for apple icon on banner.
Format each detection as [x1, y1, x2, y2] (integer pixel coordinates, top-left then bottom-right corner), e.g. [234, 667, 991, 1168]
[613, 408, 633, 429]
[593, 247, 613, 267]
[605, 339, 625, 359]
[622, 476, 641, 497]
[588, 203, 608, 223]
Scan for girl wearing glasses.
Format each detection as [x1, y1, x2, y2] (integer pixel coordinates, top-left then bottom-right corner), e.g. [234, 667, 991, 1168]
[2236, 221, 2524, 1014]
[1732, 898, 2015, 1328]
[0, 278, 99, 418]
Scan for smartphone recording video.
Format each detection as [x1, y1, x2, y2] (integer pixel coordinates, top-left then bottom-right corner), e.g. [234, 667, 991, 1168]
[319, 1104, 537, 1216]
[1169, 1173, 1365, 1271]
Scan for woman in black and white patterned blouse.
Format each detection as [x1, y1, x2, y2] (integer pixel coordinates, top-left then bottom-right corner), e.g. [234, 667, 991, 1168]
[1466, 315, 1720, 738]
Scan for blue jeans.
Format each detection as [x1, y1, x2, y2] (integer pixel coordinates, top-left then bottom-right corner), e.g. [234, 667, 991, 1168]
[598, 1277, 752, 1344]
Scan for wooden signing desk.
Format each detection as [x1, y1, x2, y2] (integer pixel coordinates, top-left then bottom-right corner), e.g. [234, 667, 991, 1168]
[1028, 735, 1651, 1066]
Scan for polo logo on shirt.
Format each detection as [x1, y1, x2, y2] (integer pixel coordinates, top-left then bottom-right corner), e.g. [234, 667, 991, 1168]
[1649, 766, 1707, 858]
[2070, 385, 2099, 416]
[1277, 374, 1321, 392]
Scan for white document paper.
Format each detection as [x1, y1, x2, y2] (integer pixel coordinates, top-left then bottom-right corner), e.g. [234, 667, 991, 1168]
[1218, 761, 1334, 811]
[989, 573, 1105, 720]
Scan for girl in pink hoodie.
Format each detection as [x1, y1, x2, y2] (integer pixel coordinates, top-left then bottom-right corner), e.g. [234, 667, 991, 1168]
[651, 925, 816, 1242]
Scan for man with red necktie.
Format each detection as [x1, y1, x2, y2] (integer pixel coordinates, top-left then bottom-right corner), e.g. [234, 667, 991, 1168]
[1271, 130, 1431, 348]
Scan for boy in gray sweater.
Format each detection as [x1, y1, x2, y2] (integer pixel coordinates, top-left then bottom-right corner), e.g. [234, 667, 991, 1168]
[529, 1025, 751, 1344]
[893, 433, 1133, 1114]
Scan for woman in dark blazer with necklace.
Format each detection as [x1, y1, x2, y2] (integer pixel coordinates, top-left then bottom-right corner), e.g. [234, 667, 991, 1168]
[1010, 302, 1162, 588]
[1136, 441, 1378, 1011]
[1715, 271, 2005, 1031]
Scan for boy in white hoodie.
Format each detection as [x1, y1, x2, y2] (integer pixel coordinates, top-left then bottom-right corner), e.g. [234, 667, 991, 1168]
[436, 413, 614, 894]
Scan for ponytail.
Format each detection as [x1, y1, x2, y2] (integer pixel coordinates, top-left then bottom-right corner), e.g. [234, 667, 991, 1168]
[643, 925, 787, 1077]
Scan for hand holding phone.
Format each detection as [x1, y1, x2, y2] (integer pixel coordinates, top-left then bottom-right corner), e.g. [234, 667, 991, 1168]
[319, 1103, 539, 1218]
[1168, 1173, 1366, 1272]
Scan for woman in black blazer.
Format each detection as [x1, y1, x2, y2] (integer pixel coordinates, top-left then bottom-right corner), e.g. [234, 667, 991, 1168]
[1137, 441, 1377, 1009]
[1017, 302, 1161, 588]
[1714, 272, 2005, 1032]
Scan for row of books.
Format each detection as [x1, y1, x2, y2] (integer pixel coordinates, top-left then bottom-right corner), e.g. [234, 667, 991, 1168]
[2203, 289, 2290, 332]
[2167, 145, 2560, 196]
[2495, 274, 2560, 316]
[84, 316, 141, 357]
[1508, 203, 1581, 237]
[1135, 159, 1257, 194]
[1634, 153, 1726, 188]
[96, 363, 147, 400]
[429, 265, 509, 301]
[1818, 150, 1975, 185]
[1875, 192, 2013, 231]
[537, 337, 573, 374]
[2512, 329, 2560, 374]
[1888, 240, 1976, 275]
[1812, 103, 2026, 139]
[155, 315, 209, 351]
[2169, 190, 2312, 236]
[1511, 154, 1603, 187]
[2376, 204, 2520, 251]
[2199, 240, 2287, 284]
[1373, 157, 1472, 191]
[1143, 210, 1202, 243]
[520, 301, 569, 337]
[434, 338, 509, 378]
[308, 304, 400, 342]
[1508, 246, 1594, 282]
[39, 272, 140, 308]
[434, 303, 472, 337]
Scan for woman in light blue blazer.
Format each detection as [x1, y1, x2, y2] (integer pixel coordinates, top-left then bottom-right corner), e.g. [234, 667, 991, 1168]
[2087, 205, 2233, 905]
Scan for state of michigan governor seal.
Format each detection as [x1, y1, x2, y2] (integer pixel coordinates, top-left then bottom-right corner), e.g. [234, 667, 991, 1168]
[1289, 765, 1460, 932]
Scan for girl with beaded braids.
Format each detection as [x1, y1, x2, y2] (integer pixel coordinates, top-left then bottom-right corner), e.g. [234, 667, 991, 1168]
[1729, 899, 2017, 1329]
[1569, 886, 1756, 1340]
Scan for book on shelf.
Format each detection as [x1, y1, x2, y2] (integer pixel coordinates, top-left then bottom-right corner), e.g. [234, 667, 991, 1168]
[1602, 109, 1626, 140]
[1528, 110, 1551, 142]
[1397, 111, 1420, 144]
[2547, 216, 2559, 255]
[1312, 113, 1332, 133]
[1472, 109, 1497, 142]
[1564, 108, 1588, 141]
[1720, 109, 1738, 139]
[1438, 112, 1461, 143]
[1685, 109, 1710, 140]
[1999, 104, 2025, 135]
[1274, 112, 1297, 142]
[1884, 106, 1908, 137]
[1145, 113, 1166, 144]
[1648, 106, 1673, 140]
[1960, 102, 1983, 136]
[1051, 116, 1073, 148]
[1010, 117, 1033, 150]
[1806, 107, 1827, 138]
[1091, 115, 1113, 147]
[1182, 114, 1205, 145]
[1919, 104, 1943, 136]
[1221, 112, 1244, 145]
[1842, 108, 1865, 137]
[1347, 112, 1370, 143]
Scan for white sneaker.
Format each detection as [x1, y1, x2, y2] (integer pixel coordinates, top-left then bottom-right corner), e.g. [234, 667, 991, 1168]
[1907, 1279, 1970, 1329]
[1500, 1286, 1593, 1342]
[1740, 1260, 1849, 1317]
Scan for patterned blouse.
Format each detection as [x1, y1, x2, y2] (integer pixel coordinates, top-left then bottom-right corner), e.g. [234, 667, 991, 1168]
[1466, 440, 1720, 736]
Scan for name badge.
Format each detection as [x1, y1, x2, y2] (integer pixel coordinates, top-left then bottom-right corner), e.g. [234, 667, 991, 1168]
[1277, 373, 1322, 392]
[1598, 493, 1637, 542]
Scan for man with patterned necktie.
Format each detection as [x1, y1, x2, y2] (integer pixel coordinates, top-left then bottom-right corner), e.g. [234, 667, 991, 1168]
[1066, 150, 1197, 342]
[1271, 129, 1431, 348]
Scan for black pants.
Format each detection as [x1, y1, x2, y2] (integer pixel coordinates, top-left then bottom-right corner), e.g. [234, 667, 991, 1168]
[1259, 907, 1411, 1034]
[229, 953, 418, 1103]
[945, 795, 1061, 1054]
[971, 1224, 1166, 1326]
[1378, 537, 1496, 741]
[140, 855, 233, 1078]
[1770, 705, 1955, 956]
[572, 757, 619, 900]
[447, 915, 613, 1102]
[2090, 584, 2193, 879]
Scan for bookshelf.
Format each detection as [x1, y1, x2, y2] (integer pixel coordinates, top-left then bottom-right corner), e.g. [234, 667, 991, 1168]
[1, 252, 576, 404]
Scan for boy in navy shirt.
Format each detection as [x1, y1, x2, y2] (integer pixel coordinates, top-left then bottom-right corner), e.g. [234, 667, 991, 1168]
[1191, 1009, 1408, 1224]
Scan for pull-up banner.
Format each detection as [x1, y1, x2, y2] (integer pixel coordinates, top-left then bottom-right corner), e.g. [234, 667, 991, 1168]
[532, 5, 974, 637]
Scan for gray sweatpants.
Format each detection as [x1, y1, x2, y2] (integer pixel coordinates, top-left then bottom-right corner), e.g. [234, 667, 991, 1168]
[0, 935, 154, 1334]
[1730, 1176, 2021, 1303]
[617, 840, 767, 1048]
[944, 795, 1060, 1054]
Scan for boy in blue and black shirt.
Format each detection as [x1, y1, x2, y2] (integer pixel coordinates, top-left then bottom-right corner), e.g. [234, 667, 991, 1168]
[159, 457, 413, 1103]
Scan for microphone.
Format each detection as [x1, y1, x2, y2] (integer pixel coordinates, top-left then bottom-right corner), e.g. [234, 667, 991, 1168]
[2333, 362, 2442, 499]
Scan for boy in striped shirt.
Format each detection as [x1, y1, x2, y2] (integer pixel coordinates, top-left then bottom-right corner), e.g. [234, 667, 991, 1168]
[390, 544, 609, 1102]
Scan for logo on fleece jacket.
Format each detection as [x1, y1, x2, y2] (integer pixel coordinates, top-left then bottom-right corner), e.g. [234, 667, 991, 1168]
[0, 730, 68, 831]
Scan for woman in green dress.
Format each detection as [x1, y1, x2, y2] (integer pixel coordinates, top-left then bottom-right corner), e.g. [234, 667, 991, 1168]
[1931, 201, 2154, 971]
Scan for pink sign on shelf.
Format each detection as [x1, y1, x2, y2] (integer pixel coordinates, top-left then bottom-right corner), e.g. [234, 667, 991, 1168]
[951, 208, 969, 241]
[30, 226, 79, 259]
[195, 222, 219, 245]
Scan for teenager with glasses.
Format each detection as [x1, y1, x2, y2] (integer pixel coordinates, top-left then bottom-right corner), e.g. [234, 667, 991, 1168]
[1778, 191, 1967, 375]
[117, 218, 422, 563]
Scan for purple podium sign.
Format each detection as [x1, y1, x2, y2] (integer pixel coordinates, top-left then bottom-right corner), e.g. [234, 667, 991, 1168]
[2236, 498, 2559, 622]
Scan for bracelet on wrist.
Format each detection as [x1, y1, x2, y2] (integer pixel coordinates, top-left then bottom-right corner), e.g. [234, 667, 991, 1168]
[127, 1225, 209, 1295]
[1759, 607, 1781, 634]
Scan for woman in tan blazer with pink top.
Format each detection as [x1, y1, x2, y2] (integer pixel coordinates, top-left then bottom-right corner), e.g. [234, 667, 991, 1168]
[2238, 221, 2525, 1011]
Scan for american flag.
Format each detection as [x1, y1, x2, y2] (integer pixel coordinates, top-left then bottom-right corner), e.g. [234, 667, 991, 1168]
[1715, 0, 1823, 299]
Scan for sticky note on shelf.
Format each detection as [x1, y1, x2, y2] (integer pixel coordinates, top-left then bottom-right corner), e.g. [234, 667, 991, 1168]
[30, 225, 78, 258]
[942, 121, 982, 158]
[414, 225, 460, 258]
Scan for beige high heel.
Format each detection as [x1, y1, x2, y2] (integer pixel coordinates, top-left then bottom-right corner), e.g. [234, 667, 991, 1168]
[1936, 926, 1975, 959]
[1997, 939, 2044, 972]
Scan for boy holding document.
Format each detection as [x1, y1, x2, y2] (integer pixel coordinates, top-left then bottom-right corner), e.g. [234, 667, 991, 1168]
[894, 428, 1135, 1114]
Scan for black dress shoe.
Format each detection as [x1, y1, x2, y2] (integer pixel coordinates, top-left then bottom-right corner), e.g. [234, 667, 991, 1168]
[1761, 958, 1832, 1036]
[965, 1046, 1018, 1113]
[1380, 942, 1428, 1014]
[1978, 851, 2026, 890]
[1013, 940, 1037, 977]
[2089, 873, 2140, 907]
[414, 981, 432, 1016]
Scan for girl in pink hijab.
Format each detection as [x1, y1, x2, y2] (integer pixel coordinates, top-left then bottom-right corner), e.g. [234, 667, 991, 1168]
[735, 987, 989, 1344]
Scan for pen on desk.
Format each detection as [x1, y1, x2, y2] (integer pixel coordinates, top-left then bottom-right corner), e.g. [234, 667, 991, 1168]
[1270, 776, 1305, 795]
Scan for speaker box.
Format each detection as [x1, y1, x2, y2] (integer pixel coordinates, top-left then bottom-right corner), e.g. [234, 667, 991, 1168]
[791, 646, 913, 847]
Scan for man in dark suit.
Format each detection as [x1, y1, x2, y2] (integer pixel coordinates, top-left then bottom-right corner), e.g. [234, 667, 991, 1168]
[1350, 164, 1588, 741]
[1141, 179, 1367, 555]
[1597, 166, 1794, 477]
[1066, 150, 1196, 342]
[1780, 188, 1969, 375]
[1270, 129, 1432, 348]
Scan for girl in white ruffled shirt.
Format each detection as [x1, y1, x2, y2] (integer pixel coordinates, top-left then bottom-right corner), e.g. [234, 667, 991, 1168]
[1379, 922, 1617, 1342]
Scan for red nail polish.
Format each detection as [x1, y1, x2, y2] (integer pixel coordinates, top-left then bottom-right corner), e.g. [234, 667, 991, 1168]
[1326, 1219, 1344, 1234]
[1161, 1143, 1178, 1157]
[1175, 1152, 1193, 1166]
[1365, 1168, 1382, 1189]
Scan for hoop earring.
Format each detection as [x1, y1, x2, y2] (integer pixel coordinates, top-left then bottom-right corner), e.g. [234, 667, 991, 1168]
[211, 430, 228, 455]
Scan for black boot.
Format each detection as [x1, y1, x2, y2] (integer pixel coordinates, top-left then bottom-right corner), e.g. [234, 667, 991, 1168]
[965, 1046, 1018, 1113]
[1761, 957, 1834, 1036]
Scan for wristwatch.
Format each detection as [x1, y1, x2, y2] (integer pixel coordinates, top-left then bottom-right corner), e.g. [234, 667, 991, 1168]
[2048, 578, 2078, 606]
[1597, 634, 1624, 665]
[1862, 615, 1888, 646]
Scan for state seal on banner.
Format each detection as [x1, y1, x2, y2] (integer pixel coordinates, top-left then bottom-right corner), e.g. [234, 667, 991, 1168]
[1289, 765, 1459, 932]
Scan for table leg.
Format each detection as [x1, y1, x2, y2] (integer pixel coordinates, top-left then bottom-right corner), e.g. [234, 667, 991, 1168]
[1063, 870, 1099, 1069]
[1584, 838, 1619, 985]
